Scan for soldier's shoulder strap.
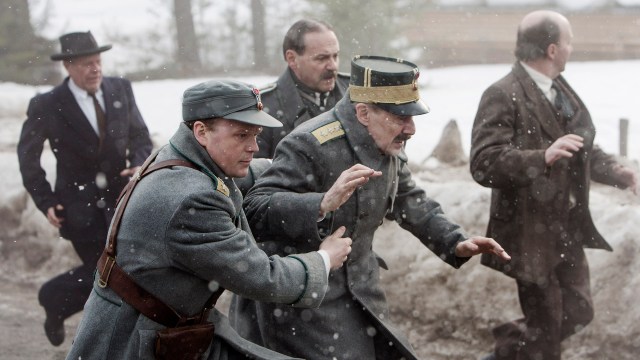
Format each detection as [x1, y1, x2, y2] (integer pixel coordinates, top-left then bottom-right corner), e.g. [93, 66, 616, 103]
[311, 120, 345, 145]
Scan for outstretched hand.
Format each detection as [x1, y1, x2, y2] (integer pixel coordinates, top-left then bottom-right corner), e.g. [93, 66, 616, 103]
[320, 164, 382, 216]
[319, 226, 353, 269]
[455, 236, 511, 261]
[612, 164, 638, 195]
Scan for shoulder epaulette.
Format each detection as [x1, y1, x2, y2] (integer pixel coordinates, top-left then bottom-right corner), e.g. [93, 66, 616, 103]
[214, 177, 230, 197]
[311, 120, 345, 145]
[259, 82, 277, 94]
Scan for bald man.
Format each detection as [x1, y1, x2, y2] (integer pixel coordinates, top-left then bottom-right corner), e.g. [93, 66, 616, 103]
[470, 10, 637, 360]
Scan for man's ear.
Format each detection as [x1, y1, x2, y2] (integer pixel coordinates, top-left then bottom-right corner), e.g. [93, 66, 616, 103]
[193, 121, 208, 146]
[285, 49, 299, 69]
[355, 103, 370, 126]
[546, 43, 557, 59]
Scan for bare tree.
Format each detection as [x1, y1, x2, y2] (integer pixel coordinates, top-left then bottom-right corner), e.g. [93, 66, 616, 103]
[305, 0, 399, 72]
[0, 0, 57, 84]
[173, 0, 202, 75]
[251, 0, 267, 70]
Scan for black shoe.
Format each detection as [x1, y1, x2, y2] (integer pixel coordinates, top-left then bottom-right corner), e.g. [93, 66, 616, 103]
[481, 353, 496, 360]
[44, 313, 65, 346]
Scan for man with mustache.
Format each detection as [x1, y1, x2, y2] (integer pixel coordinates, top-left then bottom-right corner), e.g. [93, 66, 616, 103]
[255, 19, 349, 159]
[230, 55, 511, 360]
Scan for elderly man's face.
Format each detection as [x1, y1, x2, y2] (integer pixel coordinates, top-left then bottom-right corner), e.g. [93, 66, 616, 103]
[355, 104, 416, 156]
[194, 118, 262, 178]
[64, 53, 103, 93]
[287, 29, 339, 93]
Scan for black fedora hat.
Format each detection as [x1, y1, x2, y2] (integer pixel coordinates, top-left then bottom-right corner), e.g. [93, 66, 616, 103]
[349, 55, 429, 116]
[50, 31, 112, 61]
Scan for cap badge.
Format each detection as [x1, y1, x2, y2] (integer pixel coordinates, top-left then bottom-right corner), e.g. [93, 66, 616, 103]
[252, 88, 264, 111]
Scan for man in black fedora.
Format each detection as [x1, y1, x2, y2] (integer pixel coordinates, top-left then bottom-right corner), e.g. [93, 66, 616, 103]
[17, 31, 152, 346]
[230, 55, 511, 360]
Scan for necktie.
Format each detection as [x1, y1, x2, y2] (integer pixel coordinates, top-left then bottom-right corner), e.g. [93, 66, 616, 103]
[89, 92, 106, 148]
[552, 82, 574, 119]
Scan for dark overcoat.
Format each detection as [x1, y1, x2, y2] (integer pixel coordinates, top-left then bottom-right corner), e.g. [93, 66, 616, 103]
[470, 62, 629, 284]
[66, 123, 329, 360]
[17, 76, 152, 241]
[255, 69, 349, 158]
[231, 96, 469, 360]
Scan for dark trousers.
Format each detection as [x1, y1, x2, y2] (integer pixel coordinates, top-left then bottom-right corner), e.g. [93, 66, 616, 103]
[38, 230, 105, 321]
[493, 248, 594, 360]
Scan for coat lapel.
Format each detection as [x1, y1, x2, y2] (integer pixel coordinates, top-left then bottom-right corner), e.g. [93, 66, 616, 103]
[276, 71, 311, 128]
[513, 63, 565, 140]
[553, 76, 595, 145]
[57, 79, 100, 144]
[101, 79, 114, 135]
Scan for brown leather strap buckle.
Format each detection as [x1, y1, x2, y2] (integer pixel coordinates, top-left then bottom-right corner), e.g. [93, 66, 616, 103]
[98, 254, 116, 288]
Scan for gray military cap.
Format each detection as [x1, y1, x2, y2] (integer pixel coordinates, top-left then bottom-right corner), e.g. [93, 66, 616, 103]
[182, 80, 282, 127]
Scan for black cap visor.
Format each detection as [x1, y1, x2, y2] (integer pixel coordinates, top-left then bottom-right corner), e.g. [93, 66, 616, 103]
[375, 99, 430, 116]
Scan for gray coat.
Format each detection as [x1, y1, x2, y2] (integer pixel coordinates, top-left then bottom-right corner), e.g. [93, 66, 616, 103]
[470, 62, 628, 284]
[66, 123, 329, 360]
[255, 68, 349, 158]
[231, 96, 469, 360]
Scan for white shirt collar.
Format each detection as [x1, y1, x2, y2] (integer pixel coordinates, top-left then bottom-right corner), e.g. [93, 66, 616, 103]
[67, 77, 102, 98]
[66, 78, 103, 135]
[520, 61, 554, 101]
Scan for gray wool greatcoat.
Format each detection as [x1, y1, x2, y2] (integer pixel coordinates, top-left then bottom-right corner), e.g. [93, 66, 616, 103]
[255, 68, 350, 158]
[470, 62, 630, 284]
[66, 123, 329, 360]
[230, 96, 470, 360]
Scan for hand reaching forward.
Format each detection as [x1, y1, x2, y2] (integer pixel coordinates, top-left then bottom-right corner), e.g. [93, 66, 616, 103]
[320, 164, 382, 216]
[612, 164, 638, 195]
[319, 226, 353, 269]
[545, 134, 584, 166]
[455, 236, 511, 261]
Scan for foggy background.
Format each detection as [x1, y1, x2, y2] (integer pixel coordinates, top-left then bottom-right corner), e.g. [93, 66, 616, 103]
[3, 0, 640, 85]
[1, 1, 639, 359]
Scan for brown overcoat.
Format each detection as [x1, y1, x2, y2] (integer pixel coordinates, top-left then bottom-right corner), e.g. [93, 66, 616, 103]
[470, 62, 629, 284]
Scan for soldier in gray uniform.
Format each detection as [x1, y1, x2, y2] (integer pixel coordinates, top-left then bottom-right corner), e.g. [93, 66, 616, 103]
[66, 80, 352, 360]
[256, 19, 350, 159]
[230, 56, 511, 360]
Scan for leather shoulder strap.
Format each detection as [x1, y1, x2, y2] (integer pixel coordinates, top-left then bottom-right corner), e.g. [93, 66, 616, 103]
[97, 156, 224, 327]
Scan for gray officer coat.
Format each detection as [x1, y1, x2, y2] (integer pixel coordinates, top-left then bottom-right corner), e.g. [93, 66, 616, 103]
[231, 97, 470, 360]
[255, 69, 349, 158]
[66, 123, 328, 360]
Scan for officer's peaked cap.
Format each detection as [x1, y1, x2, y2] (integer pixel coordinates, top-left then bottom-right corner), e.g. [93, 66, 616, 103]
[349, 55, 429, 116]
